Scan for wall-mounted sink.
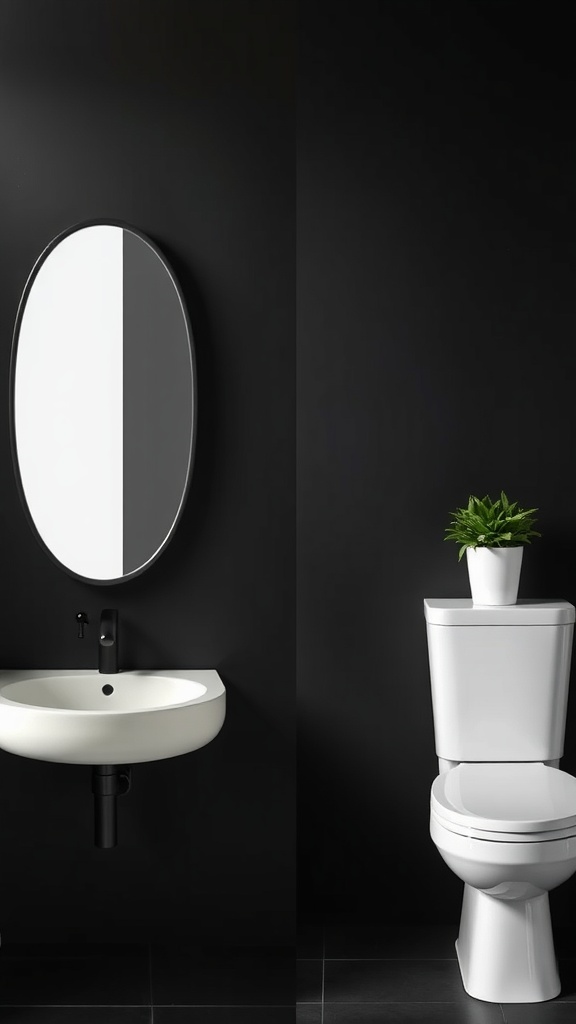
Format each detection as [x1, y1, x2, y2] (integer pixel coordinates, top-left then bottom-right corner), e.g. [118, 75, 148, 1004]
[0, 669, 225, 764]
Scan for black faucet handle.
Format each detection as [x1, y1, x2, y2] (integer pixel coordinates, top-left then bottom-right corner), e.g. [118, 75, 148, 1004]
[100, 609, 118, 643]
[99, 609, 119, 674]
[76, 611, 89, 639]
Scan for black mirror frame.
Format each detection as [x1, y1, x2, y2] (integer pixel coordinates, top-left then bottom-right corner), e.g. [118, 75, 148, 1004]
[9, 218, 197, 586]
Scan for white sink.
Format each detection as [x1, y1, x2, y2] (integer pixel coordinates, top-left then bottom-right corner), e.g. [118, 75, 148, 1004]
[0, 669, 225, 764]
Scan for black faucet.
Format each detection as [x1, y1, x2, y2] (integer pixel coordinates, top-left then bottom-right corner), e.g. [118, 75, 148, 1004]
[75, 611, 89, 639]
[99, 609, 118, 674]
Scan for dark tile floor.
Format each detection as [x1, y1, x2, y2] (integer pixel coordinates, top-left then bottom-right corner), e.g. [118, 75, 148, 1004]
[297, 917, 576, 1024]
[0, 943, 293, 1024]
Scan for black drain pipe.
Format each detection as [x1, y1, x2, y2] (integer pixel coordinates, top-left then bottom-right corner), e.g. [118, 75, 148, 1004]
[91, 765, 131, 848]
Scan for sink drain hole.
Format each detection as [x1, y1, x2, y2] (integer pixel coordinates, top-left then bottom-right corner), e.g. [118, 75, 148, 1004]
[102, 684, 114, 696]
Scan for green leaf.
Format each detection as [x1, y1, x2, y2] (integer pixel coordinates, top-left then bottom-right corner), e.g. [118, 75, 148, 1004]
[444, 491, 540, 553]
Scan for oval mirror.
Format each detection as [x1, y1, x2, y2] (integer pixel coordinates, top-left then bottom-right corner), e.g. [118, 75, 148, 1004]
[10, 221, 196, 584]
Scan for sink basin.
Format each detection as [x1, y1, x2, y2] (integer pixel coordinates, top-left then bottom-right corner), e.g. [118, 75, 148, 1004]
[0, 669, 225, 764]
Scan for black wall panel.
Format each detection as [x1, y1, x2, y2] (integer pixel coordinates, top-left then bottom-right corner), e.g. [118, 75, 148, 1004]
[298, 0, 576, 925]
[1, 0, 574, 944]
[0, 0, 294, 944]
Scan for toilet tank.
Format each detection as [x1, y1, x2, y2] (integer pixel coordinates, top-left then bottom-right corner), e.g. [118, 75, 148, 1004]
[424, 599, 575, 763]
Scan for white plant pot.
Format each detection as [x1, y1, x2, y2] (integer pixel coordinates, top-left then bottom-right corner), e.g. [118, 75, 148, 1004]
[466, 546, 523, 606]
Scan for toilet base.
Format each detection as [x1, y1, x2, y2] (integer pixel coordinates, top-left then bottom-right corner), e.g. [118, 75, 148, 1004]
[456, 883, 560, 1003]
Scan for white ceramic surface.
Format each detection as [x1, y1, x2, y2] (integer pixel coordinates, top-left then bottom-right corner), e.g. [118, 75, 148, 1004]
[457, 884, 560, 1003]
[0, 669, 225, 764]
[431, 813, 576, 1002]
[431, 812, 576, 897]
[425, 600, 575, 762]
[425, 598, 576, 1002]
[431, 762, 576, 833]
[424, 598, 576, 626]
[466, 545, 523, 605]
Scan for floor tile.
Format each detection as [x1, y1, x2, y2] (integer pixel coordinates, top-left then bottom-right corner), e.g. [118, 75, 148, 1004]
[503, 1005, 576, 1023]
[0, 947, 150, 1006]
[0, 1011, 151, 1024]
[297, 959, 322, 1002]
[154, 1009, 293, 1023]
[324, 959, 471, 1002]
[150, 947, 293, 1005]
[297, 1007, 322, 1024]
[325, 921, 457, 959]
[324, 1004, 504, 1023]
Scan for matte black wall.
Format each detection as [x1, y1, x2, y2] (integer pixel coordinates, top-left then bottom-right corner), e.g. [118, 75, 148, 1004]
[298, 0, 576, 925]
[0, 0, 294, 945]
[2, 0, 574, 948]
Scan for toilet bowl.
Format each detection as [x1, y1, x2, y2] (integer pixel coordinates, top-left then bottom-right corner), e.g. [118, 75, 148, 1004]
[430, 761, 576, 1002]
[425, 598, 576, 1002]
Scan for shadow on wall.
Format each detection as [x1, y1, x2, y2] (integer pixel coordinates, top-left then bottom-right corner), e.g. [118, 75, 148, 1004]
[299, 722, 463, 924]
[0, 682, 293, 946]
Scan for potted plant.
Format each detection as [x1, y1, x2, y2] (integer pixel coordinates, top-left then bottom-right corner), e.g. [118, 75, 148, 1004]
[444, 492, 540, 605]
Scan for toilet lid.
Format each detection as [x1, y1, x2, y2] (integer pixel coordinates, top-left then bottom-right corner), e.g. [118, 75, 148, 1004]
[431, 763, 576, 833]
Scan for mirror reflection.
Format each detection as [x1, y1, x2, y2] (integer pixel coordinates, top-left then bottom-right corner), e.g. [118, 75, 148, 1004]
[11, 222, 196, 583]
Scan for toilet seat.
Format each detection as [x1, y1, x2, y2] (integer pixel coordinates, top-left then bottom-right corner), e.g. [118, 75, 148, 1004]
[430, 807, 576, 843]
[431, 762, 576, 841]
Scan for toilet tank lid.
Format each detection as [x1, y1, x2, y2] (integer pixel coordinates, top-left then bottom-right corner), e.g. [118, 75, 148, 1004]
[424, 598, 576, 625]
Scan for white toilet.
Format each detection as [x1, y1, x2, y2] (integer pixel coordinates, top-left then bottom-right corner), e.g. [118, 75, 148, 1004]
[425, 598, 576, 1003]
